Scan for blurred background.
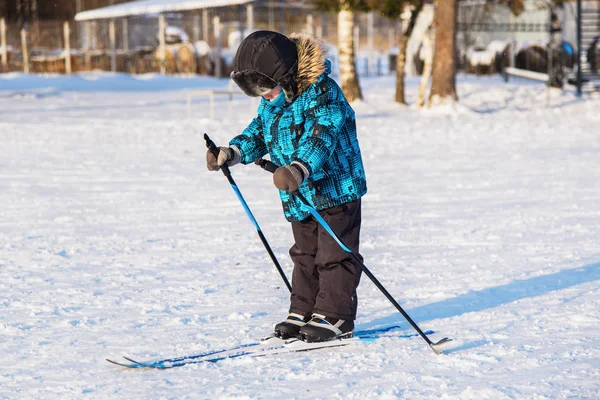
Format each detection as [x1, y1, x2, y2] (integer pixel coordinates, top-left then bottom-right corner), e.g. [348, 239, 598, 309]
[0, 0, 598, 98]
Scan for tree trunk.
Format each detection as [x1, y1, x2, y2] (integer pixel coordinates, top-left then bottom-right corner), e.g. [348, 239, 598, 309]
[394, 3, 423, 105]
[395, 34, 409, 104]
[338, 4, 362, 102]
[429, 0, 458, 105]
[417, 26, 433, 107]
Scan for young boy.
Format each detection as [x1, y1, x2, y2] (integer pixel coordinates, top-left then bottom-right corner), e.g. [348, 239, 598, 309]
[206, 30, 367, 343]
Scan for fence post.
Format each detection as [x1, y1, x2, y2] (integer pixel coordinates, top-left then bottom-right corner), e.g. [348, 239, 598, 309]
[193, 14, 200, 43]
[268, 2, 275, 31]
[213, 16, 221, 78]
[85, 21, 91, 69]
[202, 9, 209, 41]
[122, 18, 129, 53]
[158, 14, 166, 74]
[247, 4, 254, 32]
[21, 27, 29, 73]
[109, 19, 117, 72]
[1, 18, 7, 68]
[64, 21, 72, 74]
[307, 14, 314, 36]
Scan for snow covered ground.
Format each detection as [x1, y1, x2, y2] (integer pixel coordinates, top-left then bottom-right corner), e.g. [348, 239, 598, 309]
[1, 72, 599, 399]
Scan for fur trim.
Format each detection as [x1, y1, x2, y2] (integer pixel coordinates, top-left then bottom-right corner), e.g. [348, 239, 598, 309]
[231, 70, 278, 97]
[289, 33, 327, 96]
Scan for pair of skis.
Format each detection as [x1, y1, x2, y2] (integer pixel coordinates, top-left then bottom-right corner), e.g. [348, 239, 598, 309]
[204, 133, 452, 355]
[203, 134, 453, 355]
[107, 325, 432, 369]
[106, 132, 454, 371]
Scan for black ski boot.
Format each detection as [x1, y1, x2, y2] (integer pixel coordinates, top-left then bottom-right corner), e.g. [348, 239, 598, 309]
[274, 313, 311, 339]
[299, 313, 354, 343]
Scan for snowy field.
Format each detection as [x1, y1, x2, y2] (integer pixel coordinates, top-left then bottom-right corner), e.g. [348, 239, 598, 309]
[1, 72, 599, 399]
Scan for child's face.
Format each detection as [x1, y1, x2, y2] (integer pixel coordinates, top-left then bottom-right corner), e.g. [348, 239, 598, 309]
[263, 86, 282, 101]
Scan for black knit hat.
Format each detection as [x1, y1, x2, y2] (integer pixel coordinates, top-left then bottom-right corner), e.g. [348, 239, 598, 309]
[231, 30, 299, 102]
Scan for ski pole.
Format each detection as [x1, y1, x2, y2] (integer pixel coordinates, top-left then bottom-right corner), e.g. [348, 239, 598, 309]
[255, 158, 452, 355]
[204, 134, 292, 293]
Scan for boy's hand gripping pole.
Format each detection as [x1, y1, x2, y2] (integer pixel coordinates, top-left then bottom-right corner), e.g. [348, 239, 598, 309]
[204, 134, 292, 293]
[255, 158, 453, 355]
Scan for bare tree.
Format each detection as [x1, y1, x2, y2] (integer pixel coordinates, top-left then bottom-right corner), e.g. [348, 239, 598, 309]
[363, 0, 425, 104]
[393, 1, 425, 104]
[429, 0, 458, 105]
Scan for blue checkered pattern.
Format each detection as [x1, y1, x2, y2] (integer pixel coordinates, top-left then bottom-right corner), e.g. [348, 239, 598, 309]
[230, 60, 367, 222]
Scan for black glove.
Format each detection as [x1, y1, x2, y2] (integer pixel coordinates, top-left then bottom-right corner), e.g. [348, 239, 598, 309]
[206, 147, 239, 171]
[273, 163, 307, 192]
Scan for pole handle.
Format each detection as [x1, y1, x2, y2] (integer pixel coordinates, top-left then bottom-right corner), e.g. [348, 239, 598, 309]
[204, 133, 220, 157]
[204, 133, 232, 179]
[255, 158, 279, 174]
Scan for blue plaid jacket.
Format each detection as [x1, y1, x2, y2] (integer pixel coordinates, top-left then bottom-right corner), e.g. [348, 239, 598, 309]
[230, 60, 367, 222]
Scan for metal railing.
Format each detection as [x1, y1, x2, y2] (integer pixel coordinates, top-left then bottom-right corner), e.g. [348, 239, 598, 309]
[186, 79, 258, 119]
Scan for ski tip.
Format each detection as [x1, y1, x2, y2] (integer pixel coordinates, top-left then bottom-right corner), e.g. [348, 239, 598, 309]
[122, 356, 152, 367]
[122, 356, 169, 369]
[106, 358, 136, 368]
[430, 337, 453, 355]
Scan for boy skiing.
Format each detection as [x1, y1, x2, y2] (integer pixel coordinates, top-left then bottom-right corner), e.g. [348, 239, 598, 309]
[206, 31, 367, 343]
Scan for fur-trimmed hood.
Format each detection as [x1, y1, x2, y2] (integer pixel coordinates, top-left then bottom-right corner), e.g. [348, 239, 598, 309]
[229, 40, 365, 222]
[289, 33, 327, 98]
[231, 31, 327, 103]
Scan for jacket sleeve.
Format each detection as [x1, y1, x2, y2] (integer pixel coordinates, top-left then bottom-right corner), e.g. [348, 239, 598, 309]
[229, 106, 268, 165]
[293, 84, 348, 176]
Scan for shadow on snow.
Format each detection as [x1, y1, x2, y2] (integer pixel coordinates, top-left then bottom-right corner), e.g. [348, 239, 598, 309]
[359, 261, 600, 349]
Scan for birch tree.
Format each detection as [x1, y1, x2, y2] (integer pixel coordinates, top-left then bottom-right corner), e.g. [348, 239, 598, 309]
[417, 23, 433, 107]
[327, 0, 425, 104]
[314, 0, 369, 102]
[337, 2, 362, 101]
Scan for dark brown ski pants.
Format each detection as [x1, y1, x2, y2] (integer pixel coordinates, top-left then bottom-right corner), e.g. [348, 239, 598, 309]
[288, 199, 363, 320]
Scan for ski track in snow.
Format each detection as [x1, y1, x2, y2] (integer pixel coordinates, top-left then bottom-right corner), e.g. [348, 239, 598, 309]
[0, 74, 599, 399]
